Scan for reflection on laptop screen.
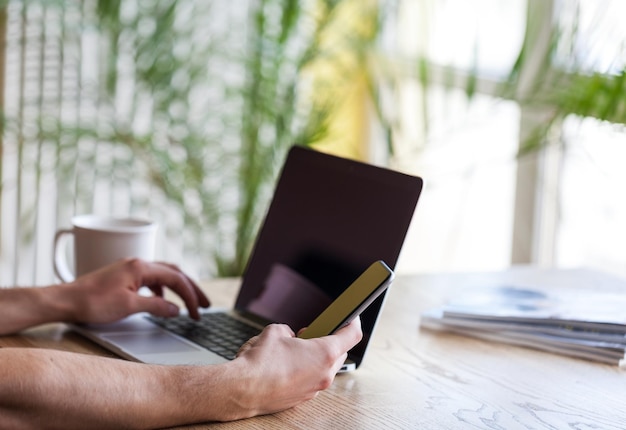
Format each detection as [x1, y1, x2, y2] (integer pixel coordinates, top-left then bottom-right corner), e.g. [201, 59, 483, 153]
[235, 146, 423, 364]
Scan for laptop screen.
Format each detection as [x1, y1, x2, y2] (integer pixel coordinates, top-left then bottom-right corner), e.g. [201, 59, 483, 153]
[235, 145, 423, 365]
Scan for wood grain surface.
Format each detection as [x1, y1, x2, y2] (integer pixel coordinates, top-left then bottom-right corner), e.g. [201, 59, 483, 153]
[2, 269, 625, 429]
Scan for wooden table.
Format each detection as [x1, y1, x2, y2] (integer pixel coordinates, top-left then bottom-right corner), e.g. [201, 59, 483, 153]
[2, 267, 625, 429]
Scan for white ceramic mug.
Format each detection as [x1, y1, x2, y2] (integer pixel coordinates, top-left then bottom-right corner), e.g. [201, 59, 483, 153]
[53, 214, 157, 282]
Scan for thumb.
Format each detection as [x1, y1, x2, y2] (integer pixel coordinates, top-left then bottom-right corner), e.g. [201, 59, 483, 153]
[134, 296, 180, 318]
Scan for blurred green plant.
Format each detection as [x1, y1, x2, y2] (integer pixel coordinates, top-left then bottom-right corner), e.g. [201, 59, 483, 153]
[367, 0, 626, 158]
[3, 0, 380, 278]
[89, 0, 380, 276]
[7, 0, 620, 280]
[502, 1, 626, 154]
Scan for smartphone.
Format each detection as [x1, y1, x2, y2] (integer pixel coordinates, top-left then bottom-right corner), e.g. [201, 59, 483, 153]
[298, 260, 394, 339]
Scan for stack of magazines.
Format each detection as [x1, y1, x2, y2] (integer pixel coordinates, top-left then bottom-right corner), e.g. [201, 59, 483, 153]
[420, 285, 626, 366]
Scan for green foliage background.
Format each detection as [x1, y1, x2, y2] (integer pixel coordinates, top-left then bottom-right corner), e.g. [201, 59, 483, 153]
[2, 0, 623, 281]
[0, 0, 380, 278]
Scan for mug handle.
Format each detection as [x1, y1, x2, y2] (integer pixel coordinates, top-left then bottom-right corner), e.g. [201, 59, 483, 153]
[53, 229, 75, 282]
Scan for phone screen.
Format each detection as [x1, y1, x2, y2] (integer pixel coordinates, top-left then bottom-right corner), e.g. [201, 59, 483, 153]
[298, 261, 394, 339]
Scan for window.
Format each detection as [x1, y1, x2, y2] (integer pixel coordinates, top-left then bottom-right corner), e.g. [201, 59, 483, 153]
[390, 0, 626, 277]
[557, 116, 626, 275]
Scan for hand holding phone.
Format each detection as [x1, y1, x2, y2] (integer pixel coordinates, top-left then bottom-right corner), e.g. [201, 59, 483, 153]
[298, 260, 394, 339]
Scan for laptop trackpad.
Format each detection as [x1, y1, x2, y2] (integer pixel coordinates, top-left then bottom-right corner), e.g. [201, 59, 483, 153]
[101, 331, 199, 354]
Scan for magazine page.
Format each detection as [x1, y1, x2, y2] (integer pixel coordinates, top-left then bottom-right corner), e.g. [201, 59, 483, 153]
[439, 286, 626, 331]
[420, 284, 626, 366]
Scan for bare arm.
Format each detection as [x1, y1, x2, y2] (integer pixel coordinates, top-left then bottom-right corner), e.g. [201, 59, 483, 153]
[0, 319, 362, 429]
[0, 284, 74, 336]
[0, 348, 237, 429]
[0, 258, 210, 335]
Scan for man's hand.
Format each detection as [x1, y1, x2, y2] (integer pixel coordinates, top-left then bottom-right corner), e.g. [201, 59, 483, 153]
[226, 318, 363, 420]
[0, 318, 363, 428]
[66, 258, 210, 324]
[0, 272, 363, 428]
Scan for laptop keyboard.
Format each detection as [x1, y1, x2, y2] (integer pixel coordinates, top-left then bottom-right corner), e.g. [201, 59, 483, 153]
[147, 312, 263, 360]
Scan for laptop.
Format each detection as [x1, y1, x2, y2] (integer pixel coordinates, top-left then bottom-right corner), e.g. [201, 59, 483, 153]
[72, 145, 423, 371]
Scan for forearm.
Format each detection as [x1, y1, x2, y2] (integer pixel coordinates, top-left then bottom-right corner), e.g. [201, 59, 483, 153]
[0, 323, 361, 429]
[0, 285, 76, 335]
[0, 348, 248, 429]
